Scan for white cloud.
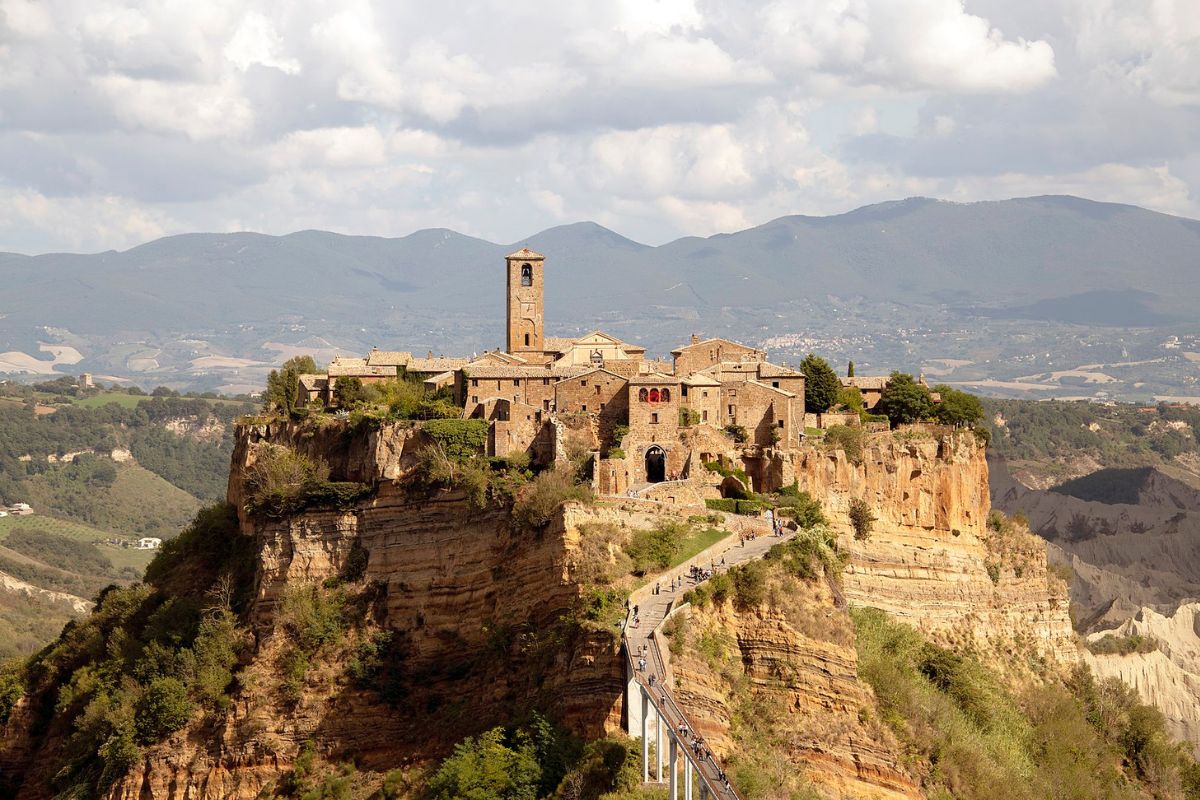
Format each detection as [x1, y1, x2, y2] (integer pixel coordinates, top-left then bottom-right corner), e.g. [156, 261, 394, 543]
[225, 11, 301, 75]
[0, 0, 1198, 254]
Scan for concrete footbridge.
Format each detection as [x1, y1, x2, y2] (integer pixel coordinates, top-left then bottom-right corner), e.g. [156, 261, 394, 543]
[621, 514, 793, 799]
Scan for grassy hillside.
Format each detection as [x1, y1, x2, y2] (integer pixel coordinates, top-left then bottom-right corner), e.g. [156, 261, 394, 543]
[0, 515, 157, 660]
[19, 460, 202, 539]
[0, 385, 251, 658]
[985, 398, 1200, 487]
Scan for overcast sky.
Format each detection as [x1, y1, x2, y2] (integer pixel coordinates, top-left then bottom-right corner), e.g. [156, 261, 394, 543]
[1, 0, 1198, 254]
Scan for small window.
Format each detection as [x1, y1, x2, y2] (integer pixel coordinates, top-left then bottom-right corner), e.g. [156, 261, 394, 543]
[582, 404, 587, 412]
[543, 378, 549, 385]
[651, 412, 659, 424]
[600, 402, 606, 410]
[513, 379, 520, 386]
[728, 404, 735, 415]
[778, 420, 785, 427]
[729, 389, 737, 397]
[471, 378, 478, 387]
[638, 387, 648, 402]
[661, 388, 670, 402]
[595, 384, 600, 394]
[702, 390, 709, 398]
[702, 410, 708, 422]
[581, 380, 587, 387]
[543, 399, 550, 410]
[521, 263, 532, 286]
[472, 395, 478, 404]
[681, 384, 688, 397]
[772, 381, 779, 388]
[648, 388, 660, 403]
[524, 333, 530, 347]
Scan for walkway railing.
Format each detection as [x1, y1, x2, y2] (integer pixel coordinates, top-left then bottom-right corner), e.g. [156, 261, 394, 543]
[623, 611, 737, 800]
[620, 515, 787, 800]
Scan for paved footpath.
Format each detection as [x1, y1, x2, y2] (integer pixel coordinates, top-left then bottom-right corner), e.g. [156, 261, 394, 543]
[622, 515, 796, 798]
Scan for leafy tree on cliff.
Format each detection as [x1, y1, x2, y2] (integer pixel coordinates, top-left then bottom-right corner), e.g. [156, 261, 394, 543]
[426, 727, 541, 800]
[931, 385, 985, 427]
[264, 355, 318, 417]
[878, 372, 933, 427]
[333, 376, 367, 408]
[799, 353, 841, 414]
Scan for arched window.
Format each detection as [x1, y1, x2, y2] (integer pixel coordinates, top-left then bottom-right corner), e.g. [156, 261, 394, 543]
[638, 388, 648, 402]
[521, 264, 533, 287]
[648, 388, 660, 403]
[660, 388, 671, 402]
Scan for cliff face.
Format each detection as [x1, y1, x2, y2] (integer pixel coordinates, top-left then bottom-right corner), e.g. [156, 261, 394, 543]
[667, 574, 922, 799]
[787, 430, 1075, 662]
[97, 423, 628, 800]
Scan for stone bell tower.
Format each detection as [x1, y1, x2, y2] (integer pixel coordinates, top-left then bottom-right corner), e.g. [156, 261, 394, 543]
[506, 247, 544, 354]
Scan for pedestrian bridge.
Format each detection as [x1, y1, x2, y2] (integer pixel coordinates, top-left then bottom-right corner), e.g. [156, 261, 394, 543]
[620, 517, 787, 800]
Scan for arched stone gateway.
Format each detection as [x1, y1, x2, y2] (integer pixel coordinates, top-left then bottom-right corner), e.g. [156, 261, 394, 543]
[645, 445, 666, 483]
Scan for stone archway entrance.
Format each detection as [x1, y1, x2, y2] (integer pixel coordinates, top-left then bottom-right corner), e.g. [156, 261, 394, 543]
[645, 445, 666, 483]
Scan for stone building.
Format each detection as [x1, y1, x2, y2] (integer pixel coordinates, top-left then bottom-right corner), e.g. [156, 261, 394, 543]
[311, 247, 868, 496]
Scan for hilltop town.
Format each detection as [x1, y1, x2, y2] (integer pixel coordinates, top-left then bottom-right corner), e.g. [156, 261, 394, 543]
[291, 248, 947, 501]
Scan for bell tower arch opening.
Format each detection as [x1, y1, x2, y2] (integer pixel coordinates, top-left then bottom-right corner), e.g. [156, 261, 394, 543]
[506, 248, 545, 354]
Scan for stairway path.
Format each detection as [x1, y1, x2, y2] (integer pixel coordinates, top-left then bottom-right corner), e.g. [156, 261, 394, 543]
[621, 514, 794, 799]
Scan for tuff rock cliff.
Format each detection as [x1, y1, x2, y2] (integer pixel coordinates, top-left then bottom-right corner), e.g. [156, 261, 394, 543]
[790, 429, 1074, 662]
[0, 422, 1079, 799]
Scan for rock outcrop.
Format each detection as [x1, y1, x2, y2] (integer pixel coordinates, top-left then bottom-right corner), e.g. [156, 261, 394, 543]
[790, 430, 1074, 661]
[668, 575, 922, 799]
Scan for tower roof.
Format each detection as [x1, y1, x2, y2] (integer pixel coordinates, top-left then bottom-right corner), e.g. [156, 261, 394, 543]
[506, 247, 544, 260]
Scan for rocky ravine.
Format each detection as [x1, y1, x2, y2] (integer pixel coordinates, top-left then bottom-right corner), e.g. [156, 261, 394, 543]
[1084, 603, 1200, 752]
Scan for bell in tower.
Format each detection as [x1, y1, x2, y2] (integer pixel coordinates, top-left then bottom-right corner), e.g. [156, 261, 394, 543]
[505, 248, 544, 354]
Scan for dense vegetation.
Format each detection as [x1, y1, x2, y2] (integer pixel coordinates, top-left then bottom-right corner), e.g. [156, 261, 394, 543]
[3, 504, 256, 797]
[0, 388, 254, 513]
[985, 399, 1200, 467]
[854, 607, 1200, 800]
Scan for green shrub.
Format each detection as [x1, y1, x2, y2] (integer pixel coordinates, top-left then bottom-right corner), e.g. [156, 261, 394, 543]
[624, 523, 681, 575]
[511, 469, 592, 529]
[765, 526, 842, 580]
[679, 408, 700, 427]
[704, 498, 763, 515]
[724, 424, 748, 443]
[702, 460, 749, 485]
[849, 497, 875, 541]
[773, 485, 826, 529]
[1086, 634, 1159, 656]
[426, 727, 542, 800]
[0, 658, 25, 724]
[135, 676, 193, 744]
[824, 424, 866, 465]
[423, 418, 489, 461]
[606, 447, 626, 460]
[730, 561, 767, 609]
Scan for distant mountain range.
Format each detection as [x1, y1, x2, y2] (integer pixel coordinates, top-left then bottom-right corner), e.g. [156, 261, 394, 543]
[2, 195, 1199, 394]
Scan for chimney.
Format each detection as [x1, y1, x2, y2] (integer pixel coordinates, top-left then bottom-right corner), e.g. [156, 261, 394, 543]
[691, 333, 700, 345]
